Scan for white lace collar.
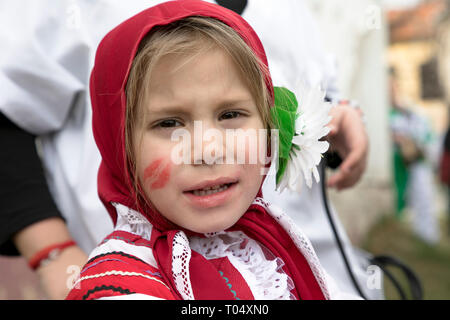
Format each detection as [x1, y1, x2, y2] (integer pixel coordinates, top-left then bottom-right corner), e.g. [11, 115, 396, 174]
[113, 202, 153, 240]
[190, 231, 295, 300]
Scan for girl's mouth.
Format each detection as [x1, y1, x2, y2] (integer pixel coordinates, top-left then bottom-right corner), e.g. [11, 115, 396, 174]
[183, 176, 239, 194]
[183, 179, 239, 208]
[189, 182, 235, 196]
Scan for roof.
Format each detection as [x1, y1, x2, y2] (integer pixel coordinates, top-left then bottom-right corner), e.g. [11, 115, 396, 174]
[388, 0, 449, 43]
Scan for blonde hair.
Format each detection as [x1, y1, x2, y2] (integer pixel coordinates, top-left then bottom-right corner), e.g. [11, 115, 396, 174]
[125, 16, 273, 204]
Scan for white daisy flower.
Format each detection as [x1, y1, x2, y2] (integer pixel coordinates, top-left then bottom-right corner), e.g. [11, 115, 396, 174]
[276, 82, 332, 193]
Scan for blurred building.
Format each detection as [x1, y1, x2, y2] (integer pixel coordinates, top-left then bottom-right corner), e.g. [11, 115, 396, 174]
[388, 0, 449, 134]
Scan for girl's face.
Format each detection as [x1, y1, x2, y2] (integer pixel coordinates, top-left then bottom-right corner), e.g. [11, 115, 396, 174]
[133, 47, 266, 233]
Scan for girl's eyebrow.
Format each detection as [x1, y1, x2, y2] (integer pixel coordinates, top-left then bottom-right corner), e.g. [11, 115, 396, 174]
[147, 106, 191, 117]
[147, 97, 255, 117]
[218, 97, 255, 108]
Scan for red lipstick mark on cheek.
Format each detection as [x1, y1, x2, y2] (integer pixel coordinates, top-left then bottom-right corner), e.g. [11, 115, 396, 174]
[150, 163, 171, 189]
[143, 158, 171, 190]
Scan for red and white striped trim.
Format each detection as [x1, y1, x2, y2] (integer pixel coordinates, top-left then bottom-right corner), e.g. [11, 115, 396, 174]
[74, 270, 170, 290]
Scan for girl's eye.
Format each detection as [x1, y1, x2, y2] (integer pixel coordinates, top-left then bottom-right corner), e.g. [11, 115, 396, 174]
[156, 119, 183, 128]
[219, 111, 242, 121]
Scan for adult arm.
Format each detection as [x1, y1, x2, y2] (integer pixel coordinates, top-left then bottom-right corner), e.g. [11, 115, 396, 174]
[0, 113, 87, 299]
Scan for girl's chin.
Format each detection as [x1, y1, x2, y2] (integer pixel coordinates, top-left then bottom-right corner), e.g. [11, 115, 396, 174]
[184, 220, 238, 234]
[177, 208, 244, 234]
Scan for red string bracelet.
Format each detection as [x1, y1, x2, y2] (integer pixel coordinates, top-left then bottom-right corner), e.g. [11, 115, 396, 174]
[28, 240, 77, 270]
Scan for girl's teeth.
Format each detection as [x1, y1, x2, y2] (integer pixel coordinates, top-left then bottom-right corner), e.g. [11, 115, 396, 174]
[192, 184, 229, 196]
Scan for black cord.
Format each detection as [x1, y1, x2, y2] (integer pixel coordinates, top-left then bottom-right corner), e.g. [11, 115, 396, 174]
[371, 259, 407, 300]
[320, 154, 424, 300]
[370, 255, 423, 300]
[319, 158, 369, 300]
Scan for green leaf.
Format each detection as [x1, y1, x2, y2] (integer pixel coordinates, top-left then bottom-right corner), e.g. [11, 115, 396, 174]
[270, 87, 299, 185]
[273, 87, 298, 113]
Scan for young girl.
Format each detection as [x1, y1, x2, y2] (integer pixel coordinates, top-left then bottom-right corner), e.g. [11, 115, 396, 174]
[66, 0, 351, 300]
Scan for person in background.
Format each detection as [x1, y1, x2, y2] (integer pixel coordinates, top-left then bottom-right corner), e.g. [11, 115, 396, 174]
[389, 68, 440, 245]
[439, 123, 450, 235]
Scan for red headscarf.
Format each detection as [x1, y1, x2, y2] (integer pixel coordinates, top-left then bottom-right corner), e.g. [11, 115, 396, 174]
[91, 0, 326, 300]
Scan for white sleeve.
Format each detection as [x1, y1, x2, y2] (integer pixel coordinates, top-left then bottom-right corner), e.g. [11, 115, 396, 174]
[0, 0, 87, 135]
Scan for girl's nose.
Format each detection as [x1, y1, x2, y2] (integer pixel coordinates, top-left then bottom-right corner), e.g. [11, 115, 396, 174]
[191, 120, 226, 165]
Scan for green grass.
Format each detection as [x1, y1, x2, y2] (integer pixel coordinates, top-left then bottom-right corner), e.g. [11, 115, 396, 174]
[361, 213, 450, 300]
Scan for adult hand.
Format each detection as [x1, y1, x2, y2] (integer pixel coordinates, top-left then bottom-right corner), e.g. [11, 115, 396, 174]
[36, 245, 87, 299]
[13, 217, 87, 299]
[325, 103, 369, 190]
